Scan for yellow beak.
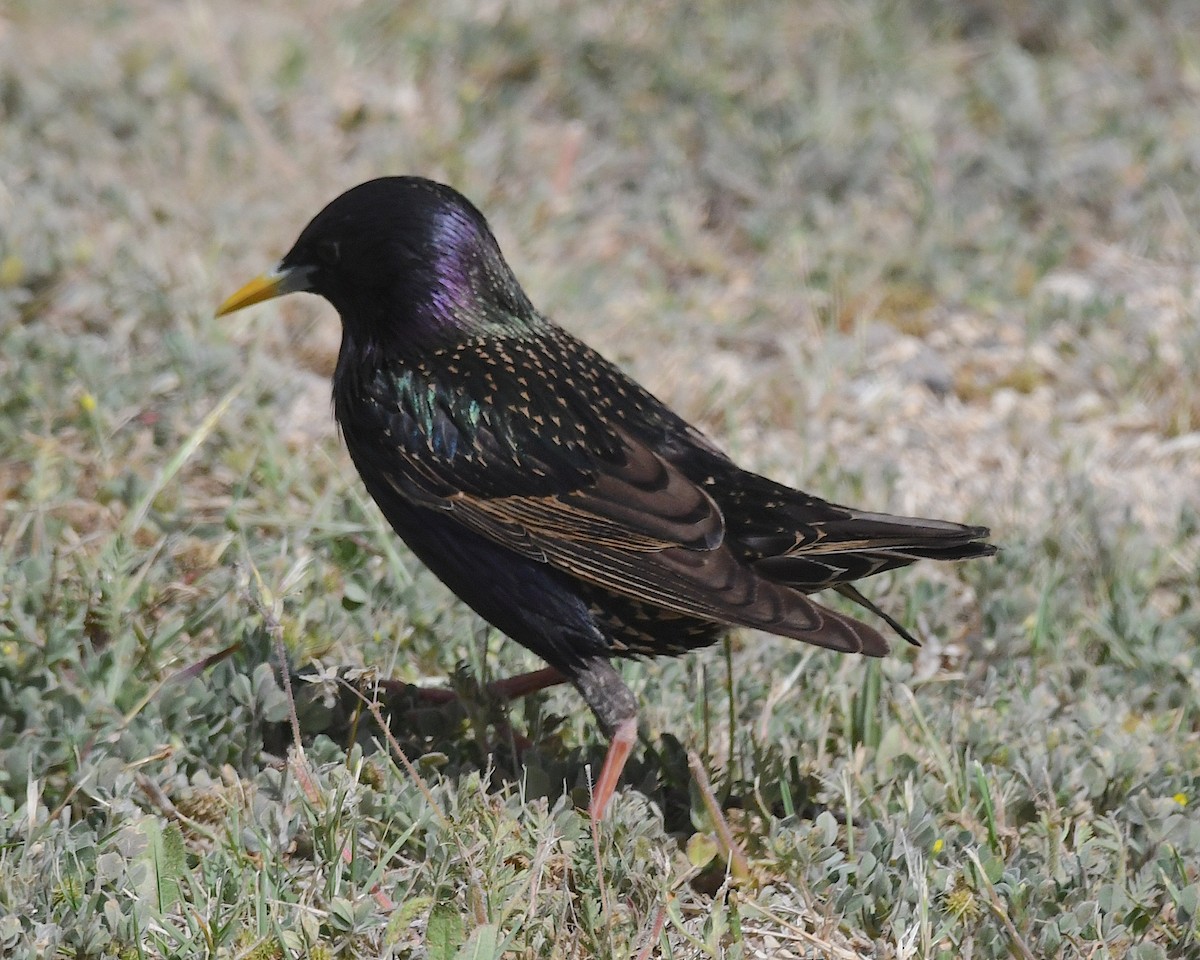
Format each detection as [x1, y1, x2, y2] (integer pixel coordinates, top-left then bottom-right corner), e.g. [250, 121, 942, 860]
[216, 264, 311, 317]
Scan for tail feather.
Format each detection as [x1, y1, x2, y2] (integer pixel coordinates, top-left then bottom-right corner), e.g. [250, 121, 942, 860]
[747, 510, 996, 647]
[834, 582, 921, 647]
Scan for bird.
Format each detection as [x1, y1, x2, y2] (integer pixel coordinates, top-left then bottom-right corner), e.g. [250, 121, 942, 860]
[217, 176, 995, 818]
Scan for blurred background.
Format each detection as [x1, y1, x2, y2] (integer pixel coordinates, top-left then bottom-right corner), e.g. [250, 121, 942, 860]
[3, 1, 1199, 956]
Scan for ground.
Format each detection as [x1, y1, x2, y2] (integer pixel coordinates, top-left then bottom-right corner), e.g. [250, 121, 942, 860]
[2, 1, 1199, 957]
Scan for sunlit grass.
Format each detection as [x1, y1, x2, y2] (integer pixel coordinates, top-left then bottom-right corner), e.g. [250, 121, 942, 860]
[3, 1, 1200, 956]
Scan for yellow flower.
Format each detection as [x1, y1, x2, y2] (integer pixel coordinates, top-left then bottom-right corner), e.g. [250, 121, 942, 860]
[1173, 793, 1188, 807]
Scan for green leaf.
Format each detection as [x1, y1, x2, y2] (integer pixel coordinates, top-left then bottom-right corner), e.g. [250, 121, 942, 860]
[342, 579, 369, 610]
[136, 820, 188, 914]
[426, 902, 466, 960]
[686, 832, 719, 869]
[329, 897, 356, 933]
[453, 924, 503, 960]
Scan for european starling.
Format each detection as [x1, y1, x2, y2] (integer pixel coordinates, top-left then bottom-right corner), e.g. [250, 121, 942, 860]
[218, 177, 995, 817]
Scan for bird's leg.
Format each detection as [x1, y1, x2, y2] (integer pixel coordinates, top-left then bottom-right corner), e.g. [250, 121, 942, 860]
[467, 667, 568, 755]
[589, 717, 638, 820]
[570, 657, 639, 819]
[489, 666, 568, 700]
[377, 665, 567, 705]
[377, 657, 639, 817]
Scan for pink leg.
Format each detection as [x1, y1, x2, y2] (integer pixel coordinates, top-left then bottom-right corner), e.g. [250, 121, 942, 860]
[489, 666, 567, 700]
[378, 665, 568, 705]
[588, 716, 638, 819]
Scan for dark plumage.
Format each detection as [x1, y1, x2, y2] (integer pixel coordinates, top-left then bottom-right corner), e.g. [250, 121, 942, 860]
[218, 176, 995, 816]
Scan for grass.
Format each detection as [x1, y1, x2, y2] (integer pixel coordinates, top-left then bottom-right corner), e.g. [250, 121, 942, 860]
[3, 0, 1200, 956]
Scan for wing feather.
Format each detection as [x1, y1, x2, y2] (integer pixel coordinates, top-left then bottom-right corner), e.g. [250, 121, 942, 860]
[383, 430, 887, 655]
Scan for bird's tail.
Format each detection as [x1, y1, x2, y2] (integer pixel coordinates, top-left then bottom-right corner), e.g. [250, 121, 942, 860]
[752, 511, 996, 646]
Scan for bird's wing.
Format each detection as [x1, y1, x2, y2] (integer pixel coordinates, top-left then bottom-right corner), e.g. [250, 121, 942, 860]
[376, 418, 885, 655]
[350, 342, 888, 655]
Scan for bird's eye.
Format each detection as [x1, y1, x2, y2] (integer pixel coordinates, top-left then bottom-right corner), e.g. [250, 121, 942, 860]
[316, 239, 341, 266]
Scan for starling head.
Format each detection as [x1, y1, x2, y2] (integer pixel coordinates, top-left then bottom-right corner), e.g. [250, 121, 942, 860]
[217, 177, 534, 343]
